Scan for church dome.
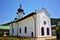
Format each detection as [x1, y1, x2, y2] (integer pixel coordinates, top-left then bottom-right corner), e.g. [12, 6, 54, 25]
[18, 4, 24, 12]
[18, 8, 24, 12]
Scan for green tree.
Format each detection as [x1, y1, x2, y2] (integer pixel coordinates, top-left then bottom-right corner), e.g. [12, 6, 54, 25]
[56, 25, 60, 39]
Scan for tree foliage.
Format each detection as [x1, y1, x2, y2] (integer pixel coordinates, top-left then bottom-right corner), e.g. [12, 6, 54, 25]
[56, 25, 60, 39]
[51, 18, 60, 25]
[0, 32, 4, 37]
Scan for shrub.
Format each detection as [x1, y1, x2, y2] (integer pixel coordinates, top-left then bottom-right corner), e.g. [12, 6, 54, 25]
[6, 32, 9, 36]
[0, 32, 4, 37]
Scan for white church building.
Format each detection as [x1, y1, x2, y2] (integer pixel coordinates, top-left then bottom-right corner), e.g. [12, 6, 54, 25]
[10, 4, 52, 38]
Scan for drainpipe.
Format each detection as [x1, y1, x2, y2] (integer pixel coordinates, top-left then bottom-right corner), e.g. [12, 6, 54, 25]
[32, 16, 36, 38]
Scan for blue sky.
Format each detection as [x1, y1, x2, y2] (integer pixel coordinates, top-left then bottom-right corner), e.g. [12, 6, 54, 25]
[0, 0, 60, 24]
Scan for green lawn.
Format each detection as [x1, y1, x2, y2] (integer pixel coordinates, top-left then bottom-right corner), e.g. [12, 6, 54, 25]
[0, 37, 31, 40]
[0, 37, 57, 40]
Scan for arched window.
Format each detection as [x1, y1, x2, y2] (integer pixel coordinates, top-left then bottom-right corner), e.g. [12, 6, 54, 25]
[25, 27, 27, 33]
[47, 28, 49, 35]
[20, 28, 21, 33]
[41, 27, 44, 36]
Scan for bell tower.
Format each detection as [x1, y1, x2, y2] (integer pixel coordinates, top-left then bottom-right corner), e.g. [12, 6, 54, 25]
[17, 4, 25, 19]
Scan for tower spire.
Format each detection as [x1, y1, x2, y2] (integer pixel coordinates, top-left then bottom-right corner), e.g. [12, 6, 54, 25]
[16, 0, 25, 19]
[20, 0, 22, 9]
[20, 4, 22, 9]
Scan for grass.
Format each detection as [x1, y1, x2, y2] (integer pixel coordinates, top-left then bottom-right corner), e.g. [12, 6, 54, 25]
[0, 36, 57, 40]
[0, 37, 31, 40]
[46, 38, 57, 40]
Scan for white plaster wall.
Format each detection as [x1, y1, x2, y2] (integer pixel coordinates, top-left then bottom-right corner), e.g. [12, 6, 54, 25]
[36, 11, 51, 37]
[36, 13, 40, 37]
[10, 24, 12, 36]
[17, 15, 36, 37]
[12, 23, 18, 36]
[18, 12, 24, 19]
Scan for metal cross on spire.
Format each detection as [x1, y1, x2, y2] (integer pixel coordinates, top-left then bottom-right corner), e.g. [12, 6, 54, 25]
[41, 0, 45, 9]
[20, 0, 22, 9]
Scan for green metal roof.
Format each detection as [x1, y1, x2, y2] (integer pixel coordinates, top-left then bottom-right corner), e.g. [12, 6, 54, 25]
[0, 25, 10, 30]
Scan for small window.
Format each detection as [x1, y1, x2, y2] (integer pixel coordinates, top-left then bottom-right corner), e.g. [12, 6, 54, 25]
[20, 28, 21, 33]
[44, 21, 46, 25]
[31, 32, 33, 37]
[25, 27, 27, 33]
[12, 28, 14, 33]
